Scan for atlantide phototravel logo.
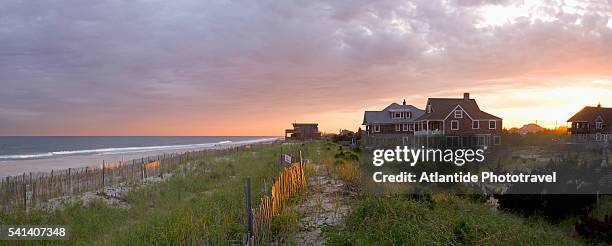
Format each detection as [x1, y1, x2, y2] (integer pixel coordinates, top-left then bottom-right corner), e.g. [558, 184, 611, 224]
[371, 146, 557, 184]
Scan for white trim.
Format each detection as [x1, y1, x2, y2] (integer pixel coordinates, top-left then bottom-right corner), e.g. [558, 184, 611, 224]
[443, 105, 474, 121]
[595, 116, 603, 129]
[409, 123, 414, 131]
[454, 110, 463, 118]
[472, 120, 479, 129]
[451, 120, 459, 130]
[402, 123, 409, 131]
[475, 134, 487, 146]
[395, 124, 401, 132]
[373, 124, 380, 133]
[489, 120, 496, 129]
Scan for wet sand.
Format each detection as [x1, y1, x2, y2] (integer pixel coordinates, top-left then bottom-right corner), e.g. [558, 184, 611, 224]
[0, 137, 280, 178]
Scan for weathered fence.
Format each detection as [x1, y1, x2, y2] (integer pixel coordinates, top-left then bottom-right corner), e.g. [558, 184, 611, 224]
[244, 151, 307, 245]
[0, 144, 267, 214]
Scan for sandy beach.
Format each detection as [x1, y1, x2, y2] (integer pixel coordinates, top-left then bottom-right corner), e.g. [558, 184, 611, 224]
[0, 137, 280, 178]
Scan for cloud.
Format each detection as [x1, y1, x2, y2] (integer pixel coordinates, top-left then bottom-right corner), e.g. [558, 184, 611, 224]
[0, 0, 611, 135]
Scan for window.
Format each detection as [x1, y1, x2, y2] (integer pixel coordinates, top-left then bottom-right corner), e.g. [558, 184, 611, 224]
[454, 110, 463, 118]
[451, 120, 459, 130]
[407, 111, 412, 119]
[395, 124, 401, 132]
[489, 120, 496, 129]
[494, 136, 501, 145]
[472, 120, 479, 129]
[373, 125, 380, 132]
[476, 135, 486, 146]
[426, 104, 432, 113]
[393, 112, 401, 119]
[409, 123, 414, 131]
[596, 121, 603, 129]
[402, 124, 409, 131]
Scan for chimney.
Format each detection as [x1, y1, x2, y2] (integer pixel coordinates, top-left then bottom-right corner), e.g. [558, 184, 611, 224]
[598, 102, 601, 108]
[463, 93, 470, 100]
[402, 99, 406, 105]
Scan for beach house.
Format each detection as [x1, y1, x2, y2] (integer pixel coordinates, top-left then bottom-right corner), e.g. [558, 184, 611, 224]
[285, 123, 321, 140]
[413, 93, 502, 148]
[362, 100, 425, 135]
[567, 103, 612, 143]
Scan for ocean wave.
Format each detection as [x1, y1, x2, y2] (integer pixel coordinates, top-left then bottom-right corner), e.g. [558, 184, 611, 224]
[0, 137, 279, 160]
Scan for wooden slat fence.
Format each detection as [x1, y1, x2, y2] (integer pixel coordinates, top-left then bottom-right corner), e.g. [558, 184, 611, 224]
[0, 144, 266, 214]
[244, 151, 307, 245]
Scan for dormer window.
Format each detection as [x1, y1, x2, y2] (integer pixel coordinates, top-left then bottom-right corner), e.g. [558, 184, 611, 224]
[392, 111, 413, 119]
[596, 120, 603, 129]
[454, 110, 463, 118]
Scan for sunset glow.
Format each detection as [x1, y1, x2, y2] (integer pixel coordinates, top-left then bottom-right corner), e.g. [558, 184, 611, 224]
[1, 0, 611, 136]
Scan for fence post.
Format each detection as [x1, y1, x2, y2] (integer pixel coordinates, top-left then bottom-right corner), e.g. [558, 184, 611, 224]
[68, 168, 71, 195]
[102, 161, 106, 187]
[30, 173, 35, 207]
[85, 167, 89, 191]
[22, 173, 27, 210]
[141, 159, 144, 180]
[244, 177, 253, 241]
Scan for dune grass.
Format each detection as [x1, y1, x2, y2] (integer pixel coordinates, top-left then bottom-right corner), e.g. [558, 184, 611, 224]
[0, 140, 595, 245]
[317, 141, 589, 245]
[323, 195, 585, 245]
[0, 143, 286, 245]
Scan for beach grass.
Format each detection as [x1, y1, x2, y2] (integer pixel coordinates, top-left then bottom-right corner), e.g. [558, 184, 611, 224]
[0, 140, 601, 245]
[0, 143, 287, 245]
[323, 195, 585, 245]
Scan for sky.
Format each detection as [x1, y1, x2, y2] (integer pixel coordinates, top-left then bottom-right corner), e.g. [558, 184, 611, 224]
[1, 0, 611, 136]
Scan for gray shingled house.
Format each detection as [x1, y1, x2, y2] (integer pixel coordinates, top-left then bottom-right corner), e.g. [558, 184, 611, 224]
[362, 100, 425, 135]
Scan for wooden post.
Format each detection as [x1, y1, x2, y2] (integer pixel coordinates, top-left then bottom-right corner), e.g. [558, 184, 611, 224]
[280, 146, 283, 164]
[50, 170, 54, 197]
[29, 172, 34, 207]
[85, 167, 89, 191]
[141, 158, 145, 179]
[244, 177, 253, 239]
[22, 173, 26, 210]
[68, 168, 71, 195]
[102, 161, 106, 187]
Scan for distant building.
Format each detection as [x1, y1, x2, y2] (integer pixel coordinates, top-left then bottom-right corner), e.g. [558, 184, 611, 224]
[414, 93, 502, 147]
[518, 123, 545, 134]
[339, 129, 354, 136]
[362, 100, 425, 135]
[567, 103, 611, 142]
[285, 123, 321, 140]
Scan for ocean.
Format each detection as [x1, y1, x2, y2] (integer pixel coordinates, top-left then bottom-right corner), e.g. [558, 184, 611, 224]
[0, 136, 278, 161]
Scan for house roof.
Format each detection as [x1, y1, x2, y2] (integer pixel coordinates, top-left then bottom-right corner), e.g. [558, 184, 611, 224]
[414, 98, 501, 121]
[292, 123, 318, 125]
[362, 103, 424, 124]
[567, 106, 612, 123]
